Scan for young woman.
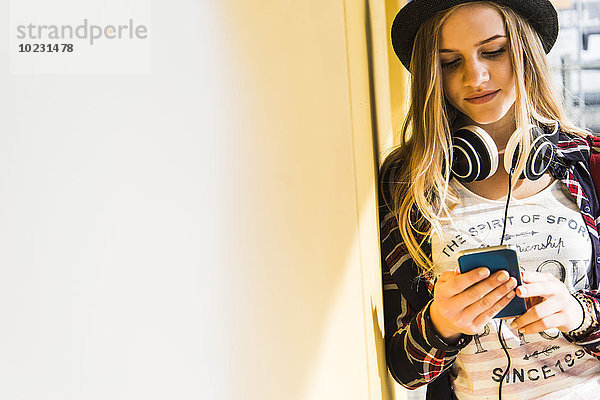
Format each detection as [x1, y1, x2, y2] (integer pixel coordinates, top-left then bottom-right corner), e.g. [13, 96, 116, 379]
[379, 1, 600, 399]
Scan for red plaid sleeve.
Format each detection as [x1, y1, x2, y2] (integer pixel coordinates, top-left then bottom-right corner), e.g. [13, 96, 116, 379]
[379, 196, 471, 388]
[561, 133, 600, 358]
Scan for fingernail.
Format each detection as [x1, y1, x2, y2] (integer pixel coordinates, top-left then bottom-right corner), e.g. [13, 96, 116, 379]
[507, 291, 515, 299]
[510, 321, 517, 329]
[497, 272, 509, 282]
[506, 280, 516, 290]
[479, 268, 489, 277]
[518, 287, 527, 296]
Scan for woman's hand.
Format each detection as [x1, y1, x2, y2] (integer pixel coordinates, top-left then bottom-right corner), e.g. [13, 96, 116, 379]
[510, 271, 583, 334]
[429, 267, 518, 343]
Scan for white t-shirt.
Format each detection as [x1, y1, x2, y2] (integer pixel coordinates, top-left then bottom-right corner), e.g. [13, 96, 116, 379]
[431, 179, 600, 399]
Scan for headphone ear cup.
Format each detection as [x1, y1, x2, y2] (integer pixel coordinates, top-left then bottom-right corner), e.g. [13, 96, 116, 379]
[525, 126, 555, 180]
[503, 125, 556, 180]
[452, 125, 498, 182]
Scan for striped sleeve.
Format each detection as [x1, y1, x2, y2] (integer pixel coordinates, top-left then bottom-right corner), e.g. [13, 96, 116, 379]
[379, 191, 471, 389]
[561, 133, 600, 357]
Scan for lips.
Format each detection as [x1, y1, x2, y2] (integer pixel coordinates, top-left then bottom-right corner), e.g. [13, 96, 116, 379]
[465, 90, 500, 104]
[465, 89, 499, 99]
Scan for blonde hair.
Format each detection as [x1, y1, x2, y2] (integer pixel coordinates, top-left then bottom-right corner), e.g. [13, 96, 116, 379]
[381, 1, 588, 274]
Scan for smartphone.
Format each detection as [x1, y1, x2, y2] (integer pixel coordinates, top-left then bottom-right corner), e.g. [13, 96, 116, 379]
[457, 245, 526, 319]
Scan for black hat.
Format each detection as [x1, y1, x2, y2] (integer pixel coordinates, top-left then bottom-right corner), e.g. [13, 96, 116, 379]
[391, 0, 559, 71]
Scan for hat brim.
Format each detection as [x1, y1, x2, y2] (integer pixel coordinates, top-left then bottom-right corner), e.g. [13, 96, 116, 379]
[391, 0, 558, 71]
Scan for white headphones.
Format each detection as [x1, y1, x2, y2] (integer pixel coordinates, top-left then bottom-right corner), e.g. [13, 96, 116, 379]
[451, 122, 559, 182]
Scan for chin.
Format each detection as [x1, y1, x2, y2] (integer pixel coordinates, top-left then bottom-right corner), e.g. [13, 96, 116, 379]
[458, 100, 516, 126]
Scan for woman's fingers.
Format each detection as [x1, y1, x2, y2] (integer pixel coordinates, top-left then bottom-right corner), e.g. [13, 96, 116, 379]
[516, 271, 565, 300]
[511, 294, 584, 333]
[516, 281, 561, 298]
[521, 271, 555, 283]
[510, 297, 560, 330]
[471, 293, 516, 328]
[448, 267, 491, 294]
[511, 311, 565, 334]
[511, 270, 584, 333]
[453, 270, 511, 309]
[469, 279, 517, 327]
[433, 268, 508, 336]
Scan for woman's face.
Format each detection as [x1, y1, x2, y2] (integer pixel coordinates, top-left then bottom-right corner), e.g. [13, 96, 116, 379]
[438, 4, 516, 125]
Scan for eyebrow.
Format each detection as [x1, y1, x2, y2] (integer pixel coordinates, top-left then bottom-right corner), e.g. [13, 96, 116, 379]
[439, 34, 506, 53]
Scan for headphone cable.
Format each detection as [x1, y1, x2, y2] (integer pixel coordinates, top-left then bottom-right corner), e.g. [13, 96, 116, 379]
[498, 168, 514, 399]
[499, 169, 513, 247]
[497, 319, 511, 400]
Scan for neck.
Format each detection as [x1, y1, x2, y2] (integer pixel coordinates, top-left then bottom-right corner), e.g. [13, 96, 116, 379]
[455, 106, 517, 150]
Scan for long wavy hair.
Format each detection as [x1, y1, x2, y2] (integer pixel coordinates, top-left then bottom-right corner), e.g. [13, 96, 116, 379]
[381, 1, 588, 274]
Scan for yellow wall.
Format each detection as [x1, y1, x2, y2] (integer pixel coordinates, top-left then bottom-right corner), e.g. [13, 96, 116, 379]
[215, 0, 407, 398]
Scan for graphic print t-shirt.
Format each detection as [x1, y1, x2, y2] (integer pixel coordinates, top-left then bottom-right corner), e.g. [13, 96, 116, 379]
[431, 179, 600, 399]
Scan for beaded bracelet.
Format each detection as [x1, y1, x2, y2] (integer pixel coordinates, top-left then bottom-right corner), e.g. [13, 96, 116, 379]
[567, 292, 598, 339]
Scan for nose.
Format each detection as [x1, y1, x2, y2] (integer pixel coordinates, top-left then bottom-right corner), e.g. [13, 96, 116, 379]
[463, 58, 489, 88]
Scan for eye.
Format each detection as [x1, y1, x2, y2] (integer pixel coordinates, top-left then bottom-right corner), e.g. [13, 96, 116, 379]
[441, 58, 460, 69]
[440, 47, 507, 70]
[482, 48, 506, 58]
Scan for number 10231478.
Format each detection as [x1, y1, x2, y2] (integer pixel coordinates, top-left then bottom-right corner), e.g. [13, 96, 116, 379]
[18, 43, 74, 53]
